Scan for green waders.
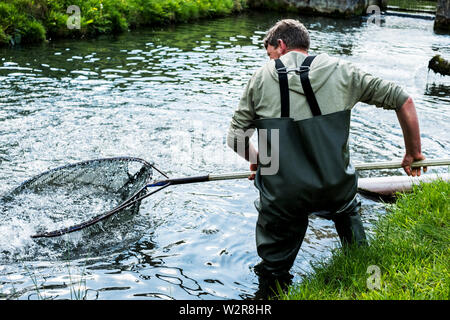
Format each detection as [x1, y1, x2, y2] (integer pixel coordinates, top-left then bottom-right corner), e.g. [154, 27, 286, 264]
[252, 56, 367, 289]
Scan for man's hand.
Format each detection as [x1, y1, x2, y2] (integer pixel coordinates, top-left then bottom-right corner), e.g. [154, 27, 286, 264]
[402, 153, 427, 177]
[249, 163, 258, 180]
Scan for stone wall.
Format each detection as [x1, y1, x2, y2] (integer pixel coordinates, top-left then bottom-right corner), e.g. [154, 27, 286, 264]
[434, 0, 450, 33]
[248, 0, 386, 17]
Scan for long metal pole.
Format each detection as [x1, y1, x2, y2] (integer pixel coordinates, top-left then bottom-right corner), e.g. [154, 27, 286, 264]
[208, 158, 450, 181]
[354, 158, 450, 170]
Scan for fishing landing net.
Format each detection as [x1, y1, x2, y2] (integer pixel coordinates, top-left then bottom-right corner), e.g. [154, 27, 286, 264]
[1, 157, 163, 239]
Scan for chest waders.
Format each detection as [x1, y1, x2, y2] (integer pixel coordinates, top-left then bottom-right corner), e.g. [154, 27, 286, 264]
[252, 56, 366, 281]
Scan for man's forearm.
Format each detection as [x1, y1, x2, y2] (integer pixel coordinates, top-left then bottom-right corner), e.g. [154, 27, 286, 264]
[227, 128, 258, 164]
[395, 96, 427, 176]
[395, 97, 422, 157]
[244, 142, 258, 163]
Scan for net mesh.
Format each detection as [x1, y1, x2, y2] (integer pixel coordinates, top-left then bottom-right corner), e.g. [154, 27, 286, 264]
[7, 157, 152, 198]
[1, 157, 153, 237]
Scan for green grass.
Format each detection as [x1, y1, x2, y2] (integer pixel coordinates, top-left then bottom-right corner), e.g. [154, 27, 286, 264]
[387, 0, 437, 13]
[279, 180, 449, 300]
[0, 0, 247, 46]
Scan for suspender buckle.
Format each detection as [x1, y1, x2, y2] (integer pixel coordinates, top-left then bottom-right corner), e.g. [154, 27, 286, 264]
[298, 66, 310, 73]
[276, 66, 310, 75]
[276, 66, 287, 74]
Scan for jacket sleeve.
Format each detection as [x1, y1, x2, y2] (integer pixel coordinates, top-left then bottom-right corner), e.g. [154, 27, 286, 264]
[226, 74, 257, 152]
[348, 63, 410, 110]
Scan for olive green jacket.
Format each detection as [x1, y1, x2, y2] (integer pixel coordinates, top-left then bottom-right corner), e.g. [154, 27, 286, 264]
[227, 51, 409, 150]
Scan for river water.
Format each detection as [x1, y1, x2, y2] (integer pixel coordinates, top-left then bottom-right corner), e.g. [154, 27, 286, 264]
[0, 12, 449, 300]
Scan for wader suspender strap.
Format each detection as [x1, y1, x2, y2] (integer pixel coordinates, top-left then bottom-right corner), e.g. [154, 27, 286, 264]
[275, 55, 321, 117]
[299, 56, 322, 116]
[275, 59, 290, 117]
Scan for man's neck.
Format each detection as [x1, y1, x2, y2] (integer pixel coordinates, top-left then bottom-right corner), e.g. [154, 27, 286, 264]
[286, 49, 308, 55]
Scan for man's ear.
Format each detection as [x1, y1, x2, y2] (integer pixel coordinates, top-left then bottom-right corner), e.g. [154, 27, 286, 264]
[277, 39, 288, 54]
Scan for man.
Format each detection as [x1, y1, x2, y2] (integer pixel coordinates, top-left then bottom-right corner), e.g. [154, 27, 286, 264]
[226, 19, 426, 297]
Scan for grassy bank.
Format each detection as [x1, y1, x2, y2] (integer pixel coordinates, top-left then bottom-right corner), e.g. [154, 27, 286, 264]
[279, 180, 449, 300]
[387, 0, 437, 13]
[0, 0, 247, 46]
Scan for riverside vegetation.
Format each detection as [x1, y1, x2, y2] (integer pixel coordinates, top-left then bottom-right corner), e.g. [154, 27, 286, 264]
[279, 180, 449, 300]
[0, 0, 247, 46]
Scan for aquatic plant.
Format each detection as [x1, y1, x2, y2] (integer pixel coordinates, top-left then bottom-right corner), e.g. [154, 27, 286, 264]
[428, 54, 450, 76]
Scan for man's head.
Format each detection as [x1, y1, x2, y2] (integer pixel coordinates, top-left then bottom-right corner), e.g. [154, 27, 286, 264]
[263, 19, 310, 59]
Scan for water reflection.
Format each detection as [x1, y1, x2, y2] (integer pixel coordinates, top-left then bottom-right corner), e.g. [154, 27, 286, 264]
[425, 83, 450, 98]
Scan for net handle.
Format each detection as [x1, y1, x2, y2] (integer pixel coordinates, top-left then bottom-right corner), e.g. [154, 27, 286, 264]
[148, 158, 449, 187]
[147, 172, 252, 187]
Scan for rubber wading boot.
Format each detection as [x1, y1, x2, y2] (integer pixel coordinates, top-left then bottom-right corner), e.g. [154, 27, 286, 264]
[333, 212, 367, 247]
[253, 262, 293, 300]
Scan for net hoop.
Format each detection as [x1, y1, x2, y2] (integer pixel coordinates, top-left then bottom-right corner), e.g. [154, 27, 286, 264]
[2, 157, 160, 238]
[6, 157, 154, 198]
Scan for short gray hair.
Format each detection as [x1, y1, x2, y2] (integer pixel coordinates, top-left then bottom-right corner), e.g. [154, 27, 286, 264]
[263, 19, 310, 50]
